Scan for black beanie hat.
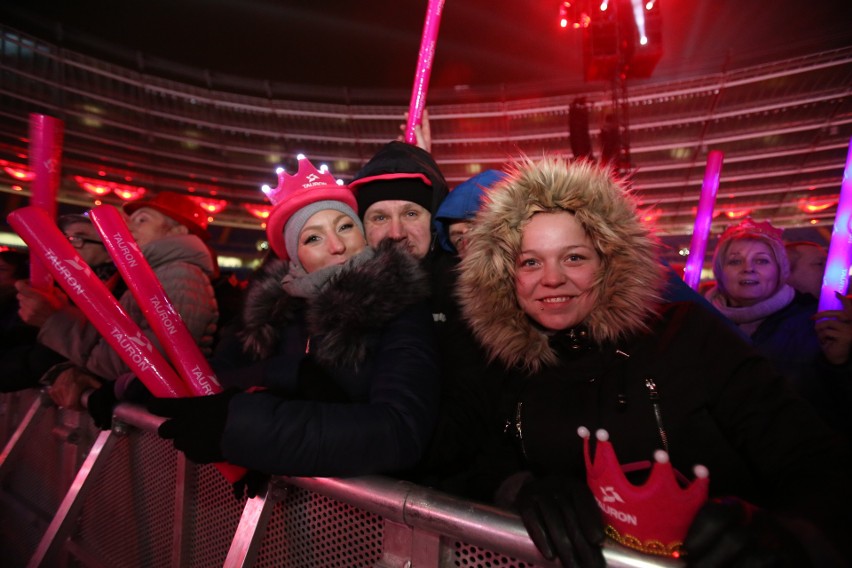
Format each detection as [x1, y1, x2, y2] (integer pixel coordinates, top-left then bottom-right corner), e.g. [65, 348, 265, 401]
[354, 177, 434, 216]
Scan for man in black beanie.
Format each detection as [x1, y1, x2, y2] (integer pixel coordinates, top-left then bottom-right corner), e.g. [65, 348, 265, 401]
[350, 141, 448, 261]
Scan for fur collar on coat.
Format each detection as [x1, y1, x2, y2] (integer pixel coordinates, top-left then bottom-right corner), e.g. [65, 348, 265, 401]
[239, 240, 430, 368]
[457, 157, 665, 373]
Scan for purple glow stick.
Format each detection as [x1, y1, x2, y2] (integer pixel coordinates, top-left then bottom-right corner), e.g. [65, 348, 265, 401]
[683, 151, 724, 290]
[404, 0, 445, 144]
[818, 138, 852, 311]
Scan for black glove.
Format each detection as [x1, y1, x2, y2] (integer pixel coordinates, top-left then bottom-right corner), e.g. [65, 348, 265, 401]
[684, 497, 811, 567]
[122, 376, 154, 405]
[147, 390, 236, 464]
[515, 475, 605, 568]
[86, 381, 118, 430]
[232, 470, 269, 501]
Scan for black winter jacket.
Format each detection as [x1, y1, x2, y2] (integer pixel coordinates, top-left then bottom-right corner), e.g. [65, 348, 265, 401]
[212, 243, 441, 476]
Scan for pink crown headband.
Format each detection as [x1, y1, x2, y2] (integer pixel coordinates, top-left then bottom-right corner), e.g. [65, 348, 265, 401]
[718, 217, 783, 244]
[260, 154, 356, 260]
[581, 427, 709, 558]
[261, 153, 344, 206]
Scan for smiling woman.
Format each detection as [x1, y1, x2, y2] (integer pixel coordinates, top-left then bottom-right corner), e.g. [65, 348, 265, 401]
[703, 216, 852, 441]
[145, 155, 441, 491]
[443, 156, 852, 567]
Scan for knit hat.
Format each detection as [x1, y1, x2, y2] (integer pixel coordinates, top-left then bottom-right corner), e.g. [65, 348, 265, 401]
[350, 141, 448, 218]
[712, 217, 790, 296]
[262, 154, 359, 261]
[284, 199, 363, 268]
[124, 191, 210, 241]
[435, 169, 507, 253]
[351, 176, 433, 217]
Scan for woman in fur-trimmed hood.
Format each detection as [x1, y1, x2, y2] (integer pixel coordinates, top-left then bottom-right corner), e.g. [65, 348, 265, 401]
[446, 156, 852, 567]
[148, 156, 440, 481]
[457, 156, 664, 372]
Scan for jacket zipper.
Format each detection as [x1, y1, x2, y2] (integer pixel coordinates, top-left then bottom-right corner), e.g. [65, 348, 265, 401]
[644, 378, 669, 452]
[504, 401, 528, 460]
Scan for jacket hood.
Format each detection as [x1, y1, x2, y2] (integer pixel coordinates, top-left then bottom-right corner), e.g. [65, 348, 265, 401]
[457, 157, 665, 372]
[434, 169, 507, 254]
[239, 240, 430, 368]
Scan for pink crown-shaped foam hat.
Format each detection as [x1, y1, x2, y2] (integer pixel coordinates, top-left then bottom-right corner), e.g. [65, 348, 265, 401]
[718, 217, 784, 245]
[581, 427, 709, 558]
[261, 154, 358, 260]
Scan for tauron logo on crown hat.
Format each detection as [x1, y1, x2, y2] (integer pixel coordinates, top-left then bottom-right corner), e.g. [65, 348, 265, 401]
[580, 426, 709, 558]
[261, 153, 343, 206]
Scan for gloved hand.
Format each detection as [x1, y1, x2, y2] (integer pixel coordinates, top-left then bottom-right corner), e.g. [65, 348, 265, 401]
[684, 497, 811, 567]
[147, 390, 236, 464]
[86, 381, 118, 430]
[514, 475, 605, 568]
[121, 376, 154, 404]
[232, 470, 269, 501]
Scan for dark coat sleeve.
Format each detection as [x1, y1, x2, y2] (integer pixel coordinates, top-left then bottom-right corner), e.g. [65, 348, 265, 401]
[209, 319, 306, 393]
[220, 302, 440, 476]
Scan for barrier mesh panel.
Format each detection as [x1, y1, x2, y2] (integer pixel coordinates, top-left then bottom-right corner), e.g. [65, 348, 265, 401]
[185, 462, 247, 566]
[253, 485, 383, 568]
[0, 392, 54, 566]
[3, 403, 65, 516]
[449, 540, 540, 568]
[74, 429, 177, 567]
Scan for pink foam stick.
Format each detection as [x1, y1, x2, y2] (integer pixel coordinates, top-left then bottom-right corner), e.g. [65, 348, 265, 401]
[683, 151, 724, 290]
[27, 114, 65, 290]
[90, 205, 246, 483]
[11, 206, 247, 483]
[90, 205, 223, 396]
[818, 138, 852, 312]
[404, 0, 445, 144]
[8, 206, 188, 398]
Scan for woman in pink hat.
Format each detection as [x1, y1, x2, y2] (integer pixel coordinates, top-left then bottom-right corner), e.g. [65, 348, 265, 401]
[705, 218, 851, 444]
[147, 156, 440, 488]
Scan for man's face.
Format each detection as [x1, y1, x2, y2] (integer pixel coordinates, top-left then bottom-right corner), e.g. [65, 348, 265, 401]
[787, 243, 826, 298]
[64, 221, 111, 267]
[362, 200, 432, 259]
[127, 207, 184, 248]
[448, 219, 474, 260]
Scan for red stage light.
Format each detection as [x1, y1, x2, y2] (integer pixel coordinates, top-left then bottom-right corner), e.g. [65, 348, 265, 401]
[2, 163, 35, 181]
[193, 197, 228, 215]
[243, 203, 273, 220]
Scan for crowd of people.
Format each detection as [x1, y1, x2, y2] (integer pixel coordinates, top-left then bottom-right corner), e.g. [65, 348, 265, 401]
[2, 134, 850, 566]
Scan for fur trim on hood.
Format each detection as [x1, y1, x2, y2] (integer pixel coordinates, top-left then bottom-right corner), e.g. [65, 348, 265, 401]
[239, 240, 430, 368]
[457, 156, 664, 373]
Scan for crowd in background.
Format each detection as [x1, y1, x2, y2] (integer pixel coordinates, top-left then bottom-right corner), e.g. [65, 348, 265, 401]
[1, 131, 850, 566]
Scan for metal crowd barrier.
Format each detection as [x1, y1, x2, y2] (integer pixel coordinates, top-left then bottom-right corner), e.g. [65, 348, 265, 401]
[0, 389, 679, 568]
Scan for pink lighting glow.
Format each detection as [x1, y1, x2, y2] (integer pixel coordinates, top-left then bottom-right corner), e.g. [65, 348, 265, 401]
[193, 197, 228, 215]
[2, 165, 35, 181]
[244, 203, 273, 220]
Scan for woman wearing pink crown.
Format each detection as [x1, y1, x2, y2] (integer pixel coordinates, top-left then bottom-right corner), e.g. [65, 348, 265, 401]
[704, 217, 851, 444]
[146, 155, 440, 491]
[446, 156, 851, 567]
